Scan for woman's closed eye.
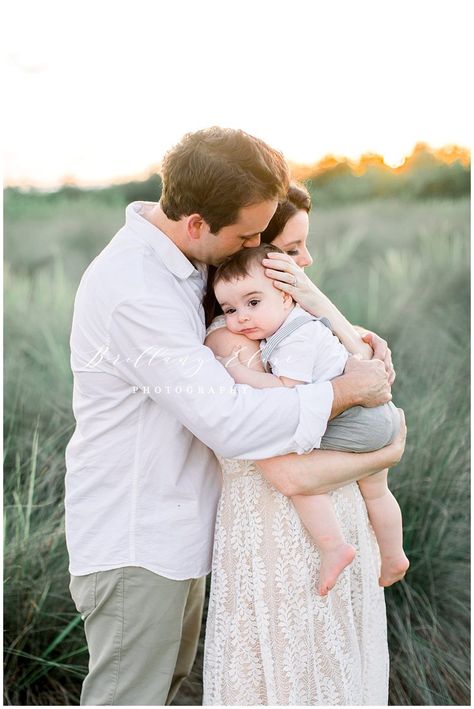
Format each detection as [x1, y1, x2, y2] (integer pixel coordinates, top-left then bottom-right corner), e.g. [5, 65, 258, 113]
[285, 249, 299, 256]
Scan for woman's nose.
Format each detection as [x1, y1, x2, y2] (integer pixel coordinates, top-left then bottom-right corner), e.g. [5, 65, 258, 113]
[299, 248, 313, 268]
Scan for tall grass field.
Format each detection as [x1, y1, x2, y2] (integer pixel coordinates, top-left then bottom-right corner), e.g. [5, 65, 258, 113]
[3, 190, 470, 705]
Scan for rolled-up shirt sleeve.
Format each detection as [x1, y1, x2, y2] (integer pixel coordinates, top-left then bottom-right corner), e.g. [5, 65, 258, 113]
[107, 296, 333, 459]
[293, 382, 333, 452]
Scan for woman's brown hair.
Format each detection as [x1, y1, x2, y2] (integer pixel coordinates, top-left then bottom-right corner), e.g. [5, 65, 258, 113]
[260, 182, 311, 244]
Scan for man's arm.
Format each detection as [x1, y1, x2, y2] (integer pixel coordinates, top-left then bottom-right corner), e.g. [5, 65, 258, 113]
[217, 343, 392, 417]
[205, 326, 391, 427]
[256, 409, 406, 497]
[106, 295, 334, 459]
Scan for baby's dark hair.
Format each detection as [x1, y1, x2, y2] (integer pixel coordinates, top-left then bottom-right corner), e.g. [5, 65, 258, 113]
[213, 244, 285, 291]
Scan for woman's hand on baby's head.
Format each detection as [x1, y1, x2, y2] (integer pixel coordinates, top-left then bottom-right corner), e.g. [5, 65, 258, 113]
[262, 252, 300, 287]
[262, 251, 317, 309]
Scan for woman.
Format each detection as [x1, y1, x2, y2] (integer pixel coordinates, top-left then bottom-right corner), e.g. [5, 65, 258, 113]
[203, 184, 402, 705]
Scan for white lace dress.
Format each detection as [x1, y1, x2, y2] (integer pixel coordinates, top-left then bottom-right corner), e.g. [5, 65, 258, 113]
[203, 317, 389, 706]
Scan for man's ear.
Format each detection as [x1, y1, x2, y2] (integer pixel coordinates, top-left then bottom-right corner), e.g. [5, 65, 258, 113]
[186, 214, 206, 240]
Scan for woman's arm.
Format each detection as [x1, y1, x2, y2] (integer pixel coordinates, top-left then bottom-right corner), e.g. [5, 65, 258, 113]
[256, 408, 406, 497]
[262, 253, 372, 358]
[261, 252, 395, 382]
[303, 290, 373, 359]
[217, 346, 303, 389]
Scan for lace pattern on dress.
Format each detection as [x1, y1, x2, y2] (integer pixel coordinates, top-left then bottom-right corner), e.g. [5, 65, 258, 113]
[203, 317, 389, 706]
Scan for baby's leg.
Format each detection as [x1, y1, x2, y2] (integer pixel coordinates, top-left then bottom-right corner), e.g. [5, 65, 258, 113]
[358, 470, 409, 587]
[292, 493, 355, 596]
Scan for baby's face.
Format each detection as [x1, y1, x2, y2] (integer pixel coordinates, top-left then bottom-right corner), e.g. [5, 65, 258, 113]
[214, 265, 293, 340]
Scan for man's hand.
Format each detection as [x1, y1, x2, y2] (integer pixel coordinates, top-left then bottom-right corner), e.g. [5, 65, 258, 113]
[344, 355, 392, 406]
[330, 355, 391, 418]
[361, 330, 396, 384]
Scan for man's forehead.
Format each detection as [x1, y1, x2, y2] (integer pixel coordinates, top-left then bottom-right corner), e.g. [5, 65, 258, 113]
[235, 200, 278, 230]
[234, 218, 265, 235]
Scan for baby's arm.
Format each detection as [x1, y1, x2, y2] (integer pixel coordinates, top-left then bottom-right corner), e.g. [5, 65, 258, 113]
[218, 347, 304, 389]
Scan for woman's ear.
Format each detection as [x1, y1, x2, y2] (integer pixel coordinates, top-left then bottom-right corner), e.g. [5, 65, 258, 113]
[187, 214, 205, 240]
[282, 290, 294, 310]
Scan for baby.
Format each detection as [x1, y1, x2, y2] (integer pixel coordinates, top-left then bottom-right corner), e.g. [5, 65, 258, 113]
[213, 244, 409, 595]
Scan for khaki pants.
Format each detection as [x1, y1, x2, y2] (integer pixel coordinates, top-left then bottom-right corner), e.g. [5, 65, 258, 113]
[69, 567, 206, 706]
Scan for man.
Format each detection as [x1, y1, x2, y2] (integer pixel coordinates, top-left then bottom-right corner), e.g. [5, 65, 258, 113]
[65, 127, 401, 705]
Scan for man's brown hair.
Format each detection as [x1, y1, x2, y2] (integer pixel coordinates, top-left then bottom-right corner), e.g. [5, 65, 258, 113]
[160, 127, 290, 233]
[213, 244, 285, 291]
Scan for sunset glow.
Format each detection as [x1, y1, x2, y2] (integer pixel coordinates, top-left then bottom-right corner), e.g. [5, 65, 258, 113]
[4, 0, 472, 187]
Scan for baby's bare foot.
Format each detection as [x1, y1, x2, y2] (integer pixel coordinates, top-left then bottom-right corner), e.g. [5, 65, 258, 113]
[318, 543, 356, 596]
[379, 553, 410, 587]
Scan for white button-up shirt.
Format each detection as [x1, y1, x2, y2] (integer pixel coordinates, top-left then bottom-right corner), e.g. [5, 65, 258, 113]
[261, 304, 349, 382]
[65, 202, 333, 579]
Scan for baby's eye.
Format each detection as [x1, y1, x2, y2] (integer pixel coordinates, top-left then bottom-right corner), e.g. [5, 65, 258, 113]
[249, 299, 260, 307]
[224, 308, 236, 315]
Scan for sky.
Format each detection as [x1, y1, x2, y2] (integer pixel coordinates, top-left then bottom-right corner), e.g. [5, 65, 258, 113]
[3, 0, 472, 187]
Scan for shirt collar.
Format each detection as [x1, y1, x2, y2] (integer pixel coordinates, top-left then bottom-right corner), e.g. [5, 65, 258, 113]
[126, 201, 206, 281]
